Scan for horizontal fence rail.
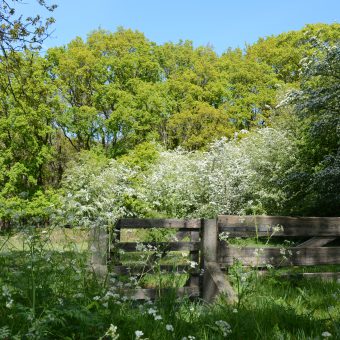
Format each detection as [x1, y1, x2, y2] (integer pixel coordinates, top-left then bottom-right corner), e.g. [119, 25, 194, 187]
[117, 218, 201, 229]
[113, 264, 196, 275]
[116, 241, 200, 252]
[219, 246, 340, 267]
[218, 215, 340, 237]
[121, 287, 200, 300]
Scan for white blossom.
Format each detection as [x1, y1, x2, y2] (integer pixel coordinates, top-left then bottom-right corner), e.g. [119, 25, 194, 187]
[166, 324, 174, 331]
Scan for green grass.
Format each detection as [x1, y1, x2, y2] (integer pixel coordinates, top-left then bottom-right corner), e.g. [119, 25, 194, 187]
[0, 227, 88, 253]
[0, 228, 339, 339]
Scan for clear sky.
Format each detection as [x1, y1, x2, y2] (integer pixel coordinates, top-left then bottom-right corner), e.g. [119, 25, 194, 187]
[21, 0, 340, 54]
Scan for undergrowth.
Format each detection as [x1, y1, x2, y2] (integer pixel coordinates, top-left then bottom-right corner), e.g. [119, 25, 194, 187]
[0, 227, 339, 339]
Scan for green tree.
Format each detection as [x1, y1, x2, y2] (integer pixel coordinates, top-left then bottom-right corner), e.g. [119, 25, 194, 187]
[246, 23, 340, 85]
[0, 51, 61, 224]
[167, 101, 233, 150]
[47, 29, 164, 156]
[277, 40, 340, 215]
[218, 48, 282, 129]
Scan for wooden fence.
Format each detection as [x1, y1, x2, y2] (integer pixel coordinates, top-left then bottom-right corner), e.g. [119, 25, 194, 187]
[90, 215, 340, 302]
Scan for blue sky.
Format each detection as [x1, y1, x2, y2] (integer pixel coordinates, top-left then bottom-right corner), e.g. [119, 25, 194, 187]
[21, 0, 340, 54]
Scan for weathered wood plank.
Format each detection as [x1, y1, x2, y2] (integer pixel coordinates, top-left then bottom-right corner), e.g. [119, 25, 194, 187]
[246, 270, 340, 282]
[218, 215, 340, 237]
[118, 218, 201, 229]
[113, 265, 196, 275]
[120, 287, 200, 300]
[88, 226, 108, 277]
[219, 245, 340, 266]
[296, 237, 337, 248]
[111, 223, 121, 265]
[188, 228, 201, 287]
[203, 219, 218, 262]
[203, 262, 237, 303]
[279, 272, 340, 282]
[115, 242, 200, 252]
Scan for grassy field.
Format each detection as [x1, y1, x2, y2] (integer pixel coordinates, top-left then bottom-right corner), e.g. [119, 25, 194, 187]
[0, 228, 339, 339]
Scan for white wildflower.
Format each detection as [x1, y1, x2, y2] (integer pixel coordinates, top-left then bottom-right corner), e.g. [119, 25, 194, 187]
[215, 320, 232, 337]
[104, 324, 119, 340]
[189, 261, 198, 268]
[6, 299, 13, 308]
[135, 330, 144, 339]
[148, 308, 157, 316]
[166, 324, 174, 331]
[322, 331, 332, 337]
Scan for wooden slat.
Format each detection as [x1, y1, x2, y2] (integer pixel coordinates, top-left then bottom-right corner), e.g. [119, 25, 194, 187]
[117, 218, 201, 229]
[296, 237, 337, 248]
[246, 270, 340, 282]
[219, 225, 284, 237]
[279, 272, 340, 281]
[113, 265, 194, 275]
[203, 219, 218, 262]
[115, 242, 200, 252]
[218, 215, 340, 237]
[120, 287, 200, 300]
[111, 223, 121, 265]
[188, 229, 200, 287]
[219, 245, 340, 266]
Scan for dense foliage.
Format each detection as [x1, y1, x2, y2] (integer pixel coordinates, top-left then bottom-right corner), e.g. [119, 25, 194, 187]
[1, 11, 340, 339]
[0, 23, 339, 225]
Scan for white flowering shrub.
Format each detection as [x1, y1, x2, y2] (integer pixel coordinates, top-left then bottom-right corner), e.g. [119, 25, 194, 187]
[140, 149, 204, 217]
[55, 153, 140, 228]
[142, 128, 297, 217]
[55, 128, 297, 222]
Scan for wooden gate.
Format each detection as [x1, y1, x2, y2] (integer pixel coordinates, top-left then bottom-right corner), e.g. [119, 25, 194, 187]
[89, 215, 340, 302]
[109, 218, 202, 299]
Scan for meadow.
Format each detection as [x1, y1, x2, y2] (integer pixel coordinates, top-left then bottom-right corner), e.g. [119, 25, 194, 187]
[0, 227, 339, 339]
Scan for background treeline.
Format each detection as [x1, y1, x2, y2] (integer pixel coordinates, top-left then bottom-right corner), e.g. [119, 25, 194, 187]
[0, 23, 339, 225]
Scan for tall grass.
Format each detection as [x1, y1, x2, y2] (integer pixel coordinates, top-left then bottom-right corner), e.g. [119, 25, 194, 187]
[0, 227, 339, 339]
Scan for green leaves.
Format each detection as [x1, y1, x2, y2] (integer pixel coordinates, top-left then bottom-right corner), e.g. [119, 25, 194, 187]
[0, 0, 56, 51]
[1, 24, 339, 224]
[277, 40, 340, 216]
[246, 23, 340, 85]
[167, 102, 233, 150]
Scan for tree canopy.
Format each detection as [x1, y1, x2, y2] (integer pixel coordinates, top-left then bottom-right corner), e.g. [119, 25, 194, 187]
[0, 23, 339, 224]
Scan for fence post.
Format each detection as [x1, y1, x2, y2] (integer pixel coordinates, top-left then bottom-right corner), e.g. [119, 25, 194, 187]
[202, 218, 217, 300]
[202, 218, 237, 303]
[188, 227, 200, 287]
[112, 220, 121, 265]
[202, 219, 218, 262]
[89, 225, 108, 277]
